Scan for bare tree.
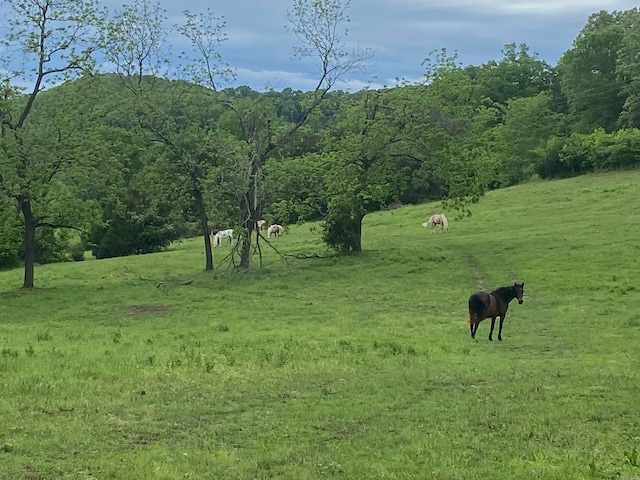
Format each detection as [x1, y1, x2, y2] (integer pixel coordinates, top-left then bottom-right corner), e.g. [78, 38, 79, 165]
[180, 0, 373, 268]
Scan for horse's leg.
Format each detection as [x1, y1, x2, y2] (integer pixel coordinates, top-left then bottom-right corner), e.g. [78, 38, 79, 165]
[489, 317, 496, 341]
[498, 314, 506, 341]
[470, 322, 475, 339]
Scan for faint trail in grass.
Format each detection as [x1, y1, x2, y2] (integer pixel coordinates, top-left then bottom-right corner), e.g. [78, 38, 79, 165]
[468, 253, 522, 291]
[504, 263, 522, 284]
[467, 254, 489, 290]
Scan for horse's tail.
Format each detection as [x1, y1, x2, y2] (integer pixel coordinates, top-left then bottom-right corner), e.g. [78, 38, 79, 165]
[468, 294, 485, 323]
[421, 221, 430, 228]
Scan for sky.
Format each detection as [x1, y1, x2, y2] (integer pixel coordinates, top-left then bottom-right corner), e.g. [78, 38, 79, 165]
[2, 0, 639, 92]
[161, 0, 638, 92]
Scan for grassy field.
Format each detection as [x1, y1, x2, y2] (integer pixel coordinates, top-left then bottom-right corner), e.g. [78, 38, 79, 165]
[1, 170, 639, 480]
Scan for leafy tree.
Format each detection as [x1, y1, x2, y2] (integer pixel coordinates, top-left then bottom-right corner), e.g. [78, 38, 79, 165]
[17, 74, 191, 261]
[534, 136, 572, 179]
[558, 128, 640, 173]
[558, 10, 629, 133]
[321, 90, 408, 252]
[616, 9, 640, 128]
[0, 0, 107, 288]
[0, 192, 22, 269]
[104, 1, 234, 271]
[407, 52, 489, 212]
[319, 52, 491, 252]
[466, 43, 556, 106]
[85, 137, 186, 258]
[490, 92, 562, 186]
[263, 153, 328, 224]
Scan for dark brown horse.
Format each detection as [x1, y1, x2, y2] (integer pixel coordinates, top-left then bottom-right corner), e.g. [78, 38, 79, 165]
[468, 283, 525, 341]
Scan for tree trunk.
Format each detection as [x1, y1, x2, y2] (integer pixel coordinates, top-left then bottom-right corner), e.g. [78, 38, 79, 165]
[20, 196, 37, 289]
[239, 199, 258, 268]
[239, 225, 253, 268]
[353, 212, 364, 253]
[239, 169, 261, 269]
[193, 188, 213, 270]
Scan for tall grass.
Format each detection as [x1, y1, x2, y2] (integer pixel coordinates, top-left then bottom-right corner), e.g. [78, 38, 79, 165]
[1, 171, 639, 479]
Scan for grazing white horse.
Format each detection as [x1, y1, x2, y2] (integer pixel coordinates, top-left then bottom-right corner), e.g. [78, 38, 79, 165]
[213, 229, 234, 247]
[257, 219, 267, 231]
[422, 214, 449, 233]
[267, 224, 283, 239]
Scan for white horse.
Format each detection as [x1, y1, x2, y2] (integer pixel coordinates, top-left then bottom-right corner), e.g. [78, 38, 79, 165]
[213, 229, 234, 247]
[422, 214, 448, 233]
[257, 219, 267, 231]
[267, 224, 283, 239]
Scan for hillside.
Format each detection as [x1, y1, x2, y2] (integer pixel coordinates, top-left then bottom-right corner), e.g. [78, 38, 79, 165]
[0, 170, 639, 479]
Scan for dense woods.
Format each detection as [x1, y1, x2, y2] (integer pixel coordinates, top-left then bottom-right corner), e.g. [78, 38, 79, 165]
[1, 0, 639, 287]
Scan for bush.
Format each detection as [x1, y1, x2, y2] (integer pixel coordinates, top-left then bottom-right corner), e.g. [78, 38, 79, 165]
[0, 213, 22, 270]
[322, 205, 361, 253]
[89, 213, 182, 259]
[33, 228, 69, 264]
[554, 129, 640, 177]
[68, 242, 86, 261]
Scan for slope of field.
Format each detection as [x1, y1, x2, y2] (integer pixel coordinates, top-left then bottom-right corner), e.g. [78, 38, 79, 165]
[1, 171, 639, 479]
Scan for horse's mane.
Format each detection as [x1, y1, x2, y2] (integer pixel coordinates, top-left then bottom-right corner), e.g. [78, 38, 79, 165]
[491, 285, 514, 298]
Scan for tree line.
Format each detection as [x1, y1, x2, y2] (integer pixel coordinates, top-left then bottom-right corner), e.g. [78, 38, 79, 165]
[1, 0, 639, 288]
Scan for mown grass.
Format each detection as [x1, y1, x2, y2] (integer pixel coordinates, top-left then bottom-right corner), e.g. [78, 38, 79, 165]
[1, 170, 640, 479]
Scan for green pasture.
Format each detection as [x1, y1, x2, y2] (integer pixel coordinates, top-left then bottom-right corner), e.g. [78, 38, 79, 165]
[1, 171, 639, 479]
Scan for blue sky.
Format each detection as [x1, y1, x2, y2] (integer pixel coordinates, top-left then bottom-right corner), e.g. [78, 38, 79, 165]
[3, 0, 639, 92]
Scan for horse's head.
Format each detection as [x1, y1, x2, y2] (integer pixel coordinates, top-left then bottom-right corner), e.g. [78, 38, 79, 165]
[514, 282, 525, 304]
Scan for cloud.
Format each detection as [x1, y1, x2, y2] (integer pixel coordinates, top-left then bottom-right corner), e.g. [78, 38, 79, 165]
[2, 0, 638, 92]
[382, 0, 628, 15]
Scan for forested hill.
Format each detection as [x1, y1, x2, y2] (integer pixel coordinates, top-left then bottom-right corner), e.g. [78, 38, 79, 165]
[2, 8, 640, 279]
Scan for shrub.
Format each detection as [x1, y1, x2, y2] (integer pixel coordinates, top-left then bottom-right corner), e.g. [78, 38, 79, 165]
[89, 212, 182, 259]
[68, 242, 86, 261]
[322, 204, 361, 253]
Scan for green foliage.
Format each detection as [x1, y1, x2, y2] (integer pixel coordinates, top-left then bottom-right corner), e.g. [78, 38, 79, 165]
[264, 153, 328, 224]
[322, 204, 361, 253]
[0, 198, 21, 269]
[0, 197, 81, 268]
[466, 43, 556, 105]
[32, 228, 71, 265]
[617, 11, 640, 128]
[558, 10, 630, 132]
[558, 128, 640, 173]
[490, 92, 562, 186]
[535, 136, 573, 179]
[67, 242, 87, 262]
[89, 212, 181, 259]
[401, 60, 490, 211]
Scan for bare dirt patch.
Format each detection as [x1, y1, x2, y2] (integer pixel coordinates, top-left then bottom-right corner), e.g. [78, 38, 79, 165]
[124, 304, 172, 315]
